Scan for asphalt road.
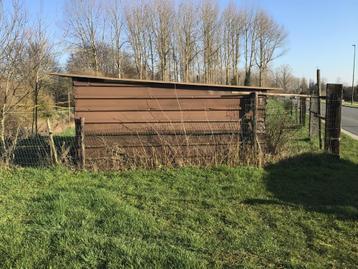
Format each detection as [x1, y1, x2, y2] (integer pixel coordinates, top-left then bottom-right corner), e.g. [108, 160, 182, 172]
[340, 106, 358, 135]
[320, 104, 358, 136]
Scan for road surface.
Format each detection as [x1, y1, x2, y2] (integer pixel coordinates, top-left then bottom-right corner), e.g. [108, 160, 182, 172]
[340, 106, 358, 136]
[321, 104, 358, 136]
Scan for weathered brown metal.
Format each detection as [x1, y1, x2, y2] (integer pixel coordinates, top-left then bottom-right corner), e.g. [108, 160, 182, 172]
[51, 72, 281, 92]
[52, 73, 273, 168]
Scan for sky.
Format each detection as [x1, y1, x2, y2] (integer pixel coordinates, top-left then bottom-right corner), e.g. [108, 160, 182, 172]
[22, 0, 358, 85]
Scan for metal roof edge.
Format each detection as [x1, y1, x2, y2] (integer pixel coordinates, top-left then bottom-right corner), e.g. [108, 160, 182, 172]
[49, 72, 283, 92]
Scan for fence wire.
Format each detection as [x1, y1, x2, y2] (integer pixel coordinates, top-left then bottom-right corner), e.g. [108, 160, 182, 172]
[0, 110, 76, 167]
[0, 94, 336, 170]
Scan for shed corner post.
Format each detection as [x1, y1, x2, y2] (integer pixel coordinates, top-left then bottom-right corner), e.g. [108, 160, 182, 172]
[75, 117, 85, 169]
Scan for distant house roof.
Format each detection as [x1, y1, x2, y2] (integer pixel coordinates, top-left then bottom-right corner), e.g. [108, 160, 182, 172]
[50, 73, 282, 93]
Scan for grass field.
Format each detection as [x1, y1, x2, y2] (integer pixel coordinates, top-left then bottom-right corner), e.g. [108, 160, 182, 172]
[0, 132, 357, 267]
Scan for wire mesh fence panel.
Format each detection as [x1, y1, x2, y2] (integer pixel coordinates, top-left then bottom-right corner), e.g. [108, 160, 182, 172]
[264, 95, 321, 162]
[77, 93, 325, 170]
[0, 110, 76, 168]
[12, 135, 51, 166]
[1, 92, 338, 170]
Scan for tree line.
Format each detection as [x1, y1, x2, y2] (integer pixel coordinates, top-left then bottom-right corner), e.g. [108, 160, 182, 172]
[0, 0, 311, 164]
[65, 0, 289, 87]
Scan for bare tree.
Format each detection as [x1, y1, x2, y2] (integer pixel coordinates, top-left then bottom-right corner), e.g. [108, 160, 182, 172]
[24, 20, 55, 134]
[0, 0, 27, 164]
[221, 2, 243, 85]
[64, 0, 105, 75]
[243, 9, 258, 86]
[299, 77, 309, 94]
[200, 0, 220, 84]
[107, 0, 126, 78]
[275, 64, 294, 91]
[176, 0, 199, 82]
[61, 0, 289, 86]
[255, 10, 287, 86]
[150, 0, 174, 81]
[124, 0, 152, 79]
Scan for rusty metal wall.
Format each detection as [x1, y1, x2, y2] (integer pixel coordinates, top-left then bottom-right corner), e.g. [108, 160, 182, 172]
[73, 78, 267, 168]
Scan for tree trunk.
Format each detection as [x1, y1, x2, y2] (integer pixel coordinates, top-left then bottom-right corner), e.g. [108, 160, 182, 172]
[244, 70, 251, 86]
[0, 107, 7, 164]
[184, 63, 189, 83]
[259, 68, 262, 87]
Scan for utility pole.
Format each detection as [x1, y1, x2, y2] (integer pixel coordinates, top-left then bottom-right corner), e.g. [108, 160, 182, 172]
[352, 44, 356, 105]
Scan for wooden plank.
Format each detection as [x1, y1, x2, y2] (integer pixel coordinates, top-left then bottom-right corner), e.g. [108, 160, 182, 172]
[47, 118, 58, 165]
[299, 97, 307, 126]
[258, 93, 311, 98]
[325, 84, 343, 156]
[317, 69, 322, 149]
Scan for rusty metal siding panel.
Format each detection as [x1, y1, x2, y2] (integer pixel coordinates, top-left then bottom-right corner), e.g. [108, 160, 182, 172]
[74, 85, 234, 97]
[85, 133, 241, 146]
[72, 77, 265, 168]
[74, 82, 247, 134]
[75, 98, 242, 111]
[76, 111, 241, 123]
[82, 122, 242, 134]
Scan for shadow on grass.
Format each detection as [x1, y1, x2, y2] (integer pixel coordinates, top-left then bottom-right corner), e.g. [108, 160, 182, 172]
[256, 153, 358, 220]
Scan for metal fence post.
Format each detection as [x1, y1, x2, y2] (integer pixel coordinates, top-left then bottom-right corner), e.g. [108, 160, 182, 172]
[325, 84, 343, 156]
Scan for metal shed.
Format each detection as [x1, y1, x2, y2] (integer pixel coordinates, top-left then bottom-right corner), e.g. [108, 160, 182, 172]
[52, 73, 276, 169]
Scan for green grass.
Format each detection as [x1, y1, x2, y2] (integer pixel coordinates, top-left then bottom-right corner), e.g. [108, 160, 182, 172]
[0, 133, 357, 268]
[59, 127, 75, 137]
[342, 100, 358, 108]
